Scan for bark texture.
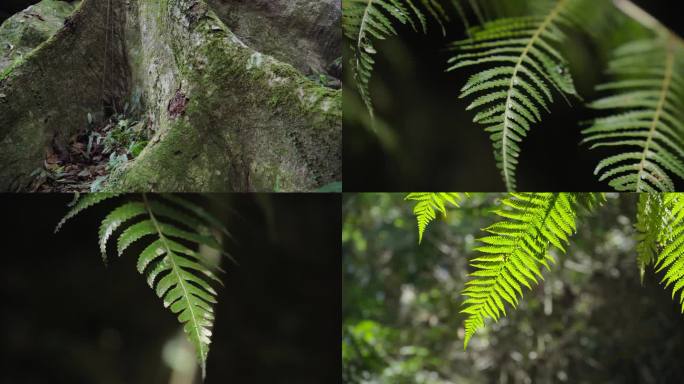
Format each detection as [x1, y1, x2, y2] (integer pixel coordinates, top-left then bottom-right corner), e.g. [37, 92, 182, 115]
[0, 0, 341, 191]
[207, 0, 342, 75]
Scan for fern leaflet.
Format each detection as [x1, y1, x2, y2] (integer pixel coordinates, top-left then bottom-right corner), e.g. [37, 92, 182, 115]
[448, 0, 581, 191]
[461, 193, 582, 348]
[583, 36, 684, 192]
[405, 192, 464, 244]
[56, 194, 228, 378]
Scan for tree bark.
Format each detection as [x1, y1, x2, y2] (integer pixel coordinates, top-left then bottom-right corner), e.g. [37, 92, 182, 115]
[0, 0, 341, 192]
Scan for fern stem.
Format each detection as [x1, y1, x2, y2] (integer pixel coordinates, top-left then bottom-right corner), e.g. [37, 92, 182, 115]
[501, 0, 568, 191]
[142, 193, 208, 377]
[635, 38, 676, 192]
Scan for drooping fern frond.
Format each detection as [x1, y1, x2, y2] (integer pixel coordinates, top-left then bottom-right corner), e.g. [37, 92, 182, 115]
[650, 193, 684, 313]
[635, 193, 667, 283]
[343, 0, 449, 118]
[56, 193, 229, 379]
[405, 192, 465, 244]
[461, 193, 584, 348]
[447, 0, 582, 191]
[582, 36, 684, 192]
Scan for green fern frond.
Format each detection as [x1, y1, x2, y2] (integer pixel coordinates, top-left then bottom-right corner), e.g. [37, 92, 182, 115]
[635, 194, 667, 283]
[406, 192, 464, 244]
[462, 193, 581, 349]
[56, 194, 228, 378]
[343, 0, 448, 118]
[583, 36, 684, 192]
[652, 193, 684, 313]
[448, 0, 581, 191]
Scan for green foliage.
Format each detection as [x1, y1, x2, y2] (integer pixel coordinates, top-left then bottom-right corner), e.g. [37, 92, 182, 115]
[404, 192, 684, 348]
[342, 0, 448, 118]
[56, 194, 229, 378]
[448, 0, 581, 191]
[648, 194, 684, 312]
[344, 0, 684, 192]
[583, 37, 684, 192]
[635, 193, 667, 282]
[461, 193, 582, 348]
[405, 192, 464, 244]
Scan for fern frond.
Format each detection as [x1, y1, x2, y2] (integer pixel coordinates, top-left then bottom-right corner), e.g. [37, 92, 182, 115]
[583, 36, 684, 192]
[635, 194, 667, 283]
[343, 0, 448, 118]
[448, 0, 581, 191]
[56, 194, 228, 378]
[651, 193, 684, 313]
[462, 193, 581, 349]
[405, 192, 465, 244]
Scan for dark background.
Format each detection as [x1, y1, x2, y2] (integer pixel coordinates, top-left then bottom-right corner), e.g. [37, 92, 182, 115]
[0, 193, 341, 384]
[1, 0, 42, 22]
[343, 0, 684, 192]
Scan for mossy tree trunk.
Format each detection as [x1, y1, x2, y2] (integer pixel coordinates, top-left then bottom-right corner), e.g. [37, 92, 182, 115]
[0, 0, 341, 191]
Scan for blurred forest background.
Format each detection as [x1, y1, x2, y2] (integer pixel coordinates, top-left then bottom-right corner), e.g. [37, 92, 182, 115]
[343, 0, 684, 191]
[343, 193, 684, 383]
[1, 194, 340, 384]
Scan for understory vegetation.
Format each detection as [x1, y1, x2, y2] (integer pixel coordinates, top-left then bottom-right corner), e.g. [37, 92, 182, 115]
[31, 106, 150, 192]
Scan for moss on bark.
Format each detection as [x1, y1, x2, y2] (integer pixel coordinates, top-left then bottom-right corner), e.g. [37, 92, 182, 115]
[0, 0, 129, 190]
[109, 0, 341, 191]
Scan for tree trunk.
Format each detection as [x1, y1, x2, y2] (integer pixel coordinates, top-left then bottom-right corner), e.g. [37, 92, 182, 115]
[0, 0, 341, 192]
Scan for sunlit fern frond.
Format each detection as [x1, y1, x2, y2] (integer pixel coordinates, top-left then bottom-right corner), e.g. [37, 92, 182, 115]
[652, 193, 684, 313]
[447, 0, 582, 191]
[461, 193, 583, 349]
[343, 0, 449, 118]
[56, 193, 229, 378]
[582, 36, 684, 192]
[405, 192, 465, 244]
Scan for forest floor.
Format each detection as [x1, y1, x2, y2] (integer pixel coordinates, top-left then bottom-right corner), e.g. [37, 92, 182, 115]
[29, 111, 150, 192]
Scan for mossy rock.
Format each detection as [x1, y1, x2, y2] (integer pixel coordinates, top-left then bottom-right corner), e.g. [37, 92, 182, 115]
[0, 0, 78, 73]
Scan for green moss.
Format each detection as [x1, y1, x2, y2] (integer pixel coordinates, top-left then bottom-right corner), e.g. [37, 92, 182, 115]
[108, 0, 340, 192]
